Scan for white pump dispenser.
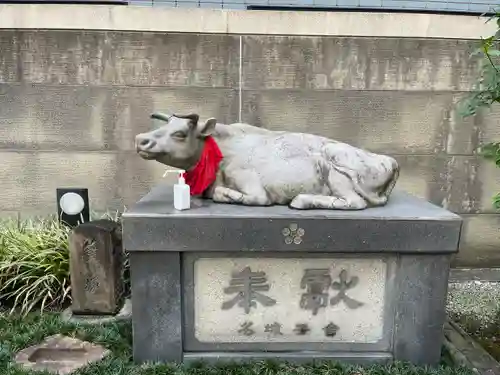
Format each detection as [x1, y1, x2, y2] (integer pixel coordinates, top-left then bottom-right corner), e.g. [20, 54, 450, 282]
[163, 169, 191, 210]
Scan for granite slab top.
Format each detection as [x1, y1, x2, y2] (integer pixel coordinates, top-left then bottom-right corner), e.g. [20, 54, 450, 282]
[123, 181, 462, 222]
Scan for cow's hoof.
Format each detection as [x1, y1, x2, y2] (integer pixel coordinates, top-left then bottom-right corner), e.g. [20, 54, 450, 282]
[289, 196, 307, 210]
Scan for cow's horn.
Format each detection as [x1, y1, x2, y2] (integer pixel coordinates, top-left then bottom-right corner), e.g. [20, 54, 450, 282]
[150, 112, 171, 122]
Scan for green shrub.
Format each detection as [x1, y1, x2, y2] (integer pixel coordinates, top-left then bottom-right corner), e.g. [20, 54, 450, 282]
[0, 216, 72, 315]
[0, 211, 125, 316]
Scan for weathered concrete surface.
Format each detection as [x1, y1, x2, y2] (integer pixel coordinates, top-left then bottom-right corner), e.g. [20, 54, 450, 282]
[0, 84, 239, 151]
[0, 31, 240, 86]
[0, 5, 495, 39]
[241, 90, 475, 154]
[241, 36, 480, 91]
[0, 26, 499, 266]
[0, 151, 119, 214]
[457, 215, 500, 267]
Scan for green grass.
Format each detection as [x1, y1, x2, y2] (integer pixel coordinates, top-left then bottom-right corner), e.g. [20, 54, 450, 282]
[0, 312, 474, 375]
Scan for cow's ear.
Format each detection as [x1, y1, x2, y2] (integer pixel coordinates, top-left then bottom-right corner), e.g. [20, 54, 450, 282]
[198, 118, 216, 137]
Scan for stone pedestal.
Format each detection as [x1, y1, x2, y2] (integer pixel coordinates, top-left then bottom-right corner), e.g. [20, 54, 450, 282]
[69, 219, 123, 315]
[122, 181, 462, 366]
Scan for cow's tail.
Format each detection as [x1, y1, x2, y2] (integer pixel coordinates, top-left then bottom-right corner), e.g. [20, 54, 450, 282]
[330, 156, 400, 207]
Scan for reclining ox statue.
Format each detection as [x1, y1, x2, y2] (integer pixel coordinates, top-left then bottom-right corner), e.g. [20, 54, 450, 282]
[135, 112, 400, 210]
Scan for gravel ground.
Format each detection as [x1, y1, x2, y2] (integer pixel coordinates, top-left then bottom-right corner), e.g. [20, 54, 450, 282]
[447, 281, 500, 335]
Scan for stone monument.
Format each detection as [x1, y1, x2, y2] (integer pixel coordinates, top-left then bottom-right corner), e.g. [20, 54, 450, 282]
[67, 219, 125, 318]
[122, 112, 462, 366]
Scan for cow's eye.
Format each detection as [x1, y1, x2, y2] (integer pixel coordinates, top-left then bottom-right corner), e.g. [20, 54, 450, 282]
[172, 132, 187, 140]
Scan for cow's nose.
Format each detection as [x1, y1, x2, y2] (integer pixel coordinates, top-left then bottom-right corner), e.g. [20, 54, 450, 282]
[136, 135, 156, 151]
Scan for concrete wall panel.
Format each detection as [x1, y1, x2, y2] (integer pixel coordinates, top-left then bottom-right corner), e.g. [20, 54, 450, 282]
[114, 87, 239, 151]
[0, 84, 122, 152]
[241, 90, 471, 155]
[0, 31, 20, 83]
[116, 151, 177, 210]
[455, 215, 500, 267]
[478, 107, 500, 147]
[395, 155, 500, 215]
[0, 84, 238, 152]
[0, 151, 120, 214]
[0, 5, 495, 39]
[0, 30, 240, 88]
[242, 35, 480, 92]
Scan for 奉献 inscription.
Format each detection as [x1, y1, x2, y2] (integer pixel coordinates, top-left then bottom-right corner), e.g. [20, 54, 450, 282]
[194, 257, 387, 343]
[221, 266, 277, 314]
[330, 269, 364, 309]
[300, 269, 332, 315]
[299, 268, 364, 314]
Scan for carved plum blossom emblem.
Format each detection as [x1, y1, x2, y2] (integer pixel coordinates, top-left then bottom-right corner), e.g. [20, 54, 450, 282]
[282, 223, 305, 245]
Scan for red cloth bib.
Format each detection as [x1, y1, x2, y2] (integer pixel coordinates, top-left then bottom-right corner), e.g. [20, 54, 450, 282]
[185, 136, 223, 196]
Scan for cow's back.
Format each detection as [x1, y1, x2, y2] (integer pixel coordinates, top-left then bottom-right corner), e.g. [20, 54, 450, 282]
[213, 123, 398, 204]
[215, 128, 331, 200]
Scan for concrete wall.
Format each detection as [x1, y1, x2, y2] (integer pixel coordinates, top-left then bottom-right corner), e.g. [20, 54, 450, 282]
[0, 5, 499, 267]
[130, 0, 499, 14]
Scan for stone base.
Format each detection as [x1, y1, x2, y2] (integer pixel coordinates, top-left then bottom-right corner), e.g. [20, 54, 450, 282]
[14, 334, 110, 375]
[123, 183, 462, 367]
[61, 299, 132, 325]
[183, 351, 392, 365]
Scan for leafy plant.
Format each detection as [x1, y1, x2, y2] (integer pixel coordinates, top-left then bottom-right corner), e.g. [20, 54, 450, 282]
[458, 11, 500, 208]
[0, 216, 72, 315]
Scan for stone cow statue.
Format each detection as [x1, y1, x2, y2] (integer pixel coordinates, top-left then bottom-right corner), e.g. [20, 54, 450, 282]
[135, 112, 399, 210]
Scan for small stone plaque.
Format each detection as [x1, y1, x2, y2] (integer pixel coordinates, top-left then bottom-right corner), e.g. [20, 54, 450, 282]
[194, 257, 387, 343]
[14, 334, 110, 375]
[69, 219, 123, 315]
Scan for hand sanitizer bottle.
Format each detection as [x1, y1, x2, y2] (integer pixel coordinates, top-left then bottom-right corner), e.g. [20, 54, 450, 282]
[163, 169, 190, 210]
[174, 170, 190, 210]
